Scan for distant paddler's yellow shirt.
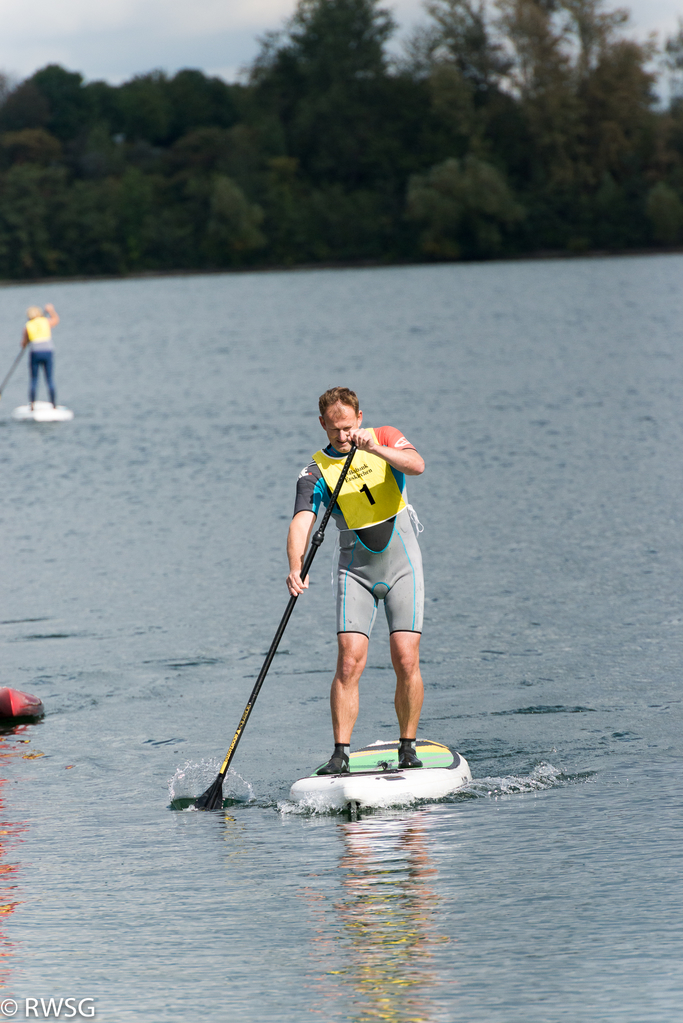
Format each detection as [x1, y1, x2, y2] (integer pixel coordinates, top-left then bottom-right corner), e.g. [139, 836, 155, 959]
[313, 428, 407, 530]
[25, 316, 52, 347]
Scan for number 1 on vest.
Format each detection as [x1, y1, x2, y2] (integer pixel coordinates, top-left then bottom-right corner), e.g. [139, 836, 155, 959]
[312, 430, 407, 529]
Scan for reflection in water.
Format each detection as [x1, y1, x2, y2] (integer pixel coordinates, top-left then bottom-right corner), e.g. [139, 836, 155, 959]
[218, 811, 252, 873]
[0, 728, 30, 989]
[305, 812, 455, 1023]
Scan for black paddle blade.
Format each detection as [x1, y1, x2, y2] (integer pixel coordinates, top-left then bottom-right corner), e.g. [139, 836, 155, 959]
[194, 774, 224, 810]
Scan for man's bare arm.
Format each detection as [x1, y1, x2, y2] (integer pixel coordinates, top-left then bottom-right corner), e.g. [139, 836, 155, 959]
[286, 510, 316, 596]
[347, 428, 425, 475]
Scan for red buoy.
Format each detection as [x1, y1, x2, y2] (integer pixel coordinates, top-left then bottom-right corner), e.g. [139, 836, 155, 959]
[0, 688, 44, 720]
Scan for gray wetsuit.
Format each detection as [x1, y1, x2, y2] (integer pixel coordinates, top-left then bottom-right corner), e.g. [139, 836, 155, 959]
[294, 432, 424, 638]
[336, 507, 424, 637]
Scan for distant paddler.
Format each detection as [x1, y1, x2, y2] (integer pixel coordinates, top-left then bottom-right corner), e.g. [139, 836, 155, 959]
[287, 386, 426, 775]
[22, 303, 60, 410]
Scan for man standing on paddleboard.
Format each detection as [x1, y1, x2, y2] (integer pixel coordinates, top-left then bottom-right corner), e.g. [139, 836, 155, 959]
[22, 303, 59, 410]
[287, 386, 426, 775]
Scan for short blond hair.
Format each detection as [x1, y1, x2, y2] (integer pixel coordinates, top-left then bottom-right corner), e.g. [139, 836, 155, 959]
[318, 387, 359, 417]
[26, 306, 43, 320]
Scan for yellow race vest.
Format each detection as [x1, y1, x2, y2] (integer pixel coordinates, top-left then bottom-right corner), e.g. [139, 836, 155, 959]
[313, 429, 407, 530]
[25, 316, 52, 343]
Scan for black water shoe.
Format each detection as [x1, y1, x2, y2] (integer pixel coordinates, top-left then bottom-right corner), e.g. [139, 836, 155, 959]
[398, 739, 423, 769]
[316, 744, 350, 775]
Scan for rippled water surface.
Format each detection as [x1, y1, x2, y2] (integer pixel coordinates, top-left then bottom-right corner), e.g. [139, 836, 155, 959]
[1, 256, 682, 1021]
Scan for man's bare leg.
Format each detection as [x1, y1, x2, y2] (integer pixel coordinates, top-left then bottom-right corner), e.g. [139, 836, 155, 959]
[331, 632, 369, 743]
[390, 631, 424, 766]
[316, 632, 368, 775]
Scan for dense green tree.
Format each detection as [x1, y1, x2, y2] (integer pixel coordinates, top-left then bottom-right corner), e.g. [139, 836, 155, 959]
[0, 165, 64, 275]
[251, 0, 398, 185]
[0, 0, 676, 276]
[0, 81, 50, 132]
[77, 124, 125, 178]
[31, 65, 94, 142]
[203, 175, 265, 263]
[409, 0, 510, 91]
[117, 72, 173, 144]
[82, 80, 125, 133]
[0, 129, 62, 166]
[646, 181, 683, 243]
[407, 155, 524, 257]
[55, 177, 124, 274]
[166, 70, 239, 140]
[167, 127, 235, 175]
[259, 156, 310, 263]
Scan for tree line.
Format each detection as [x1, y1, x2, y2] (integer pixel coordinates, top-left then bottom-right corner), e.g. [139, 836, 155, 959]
[0, 0, 682, 278]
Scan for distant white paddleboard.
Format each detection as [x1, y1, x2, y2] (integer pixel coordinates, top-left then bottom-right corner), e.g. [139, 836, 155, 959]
[290, 739, 471, 811]
[12, 401, 73, 422]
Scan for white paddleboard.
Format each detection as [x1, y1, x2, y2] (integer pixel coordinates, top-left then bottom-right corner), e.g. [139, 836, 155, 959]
[290, 739, 471, 811]
[12, 401, 74, 422]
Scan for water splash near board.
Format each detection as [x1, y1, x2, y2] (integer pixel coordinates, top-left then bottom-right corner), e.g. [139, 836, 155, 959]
[168, 759, 254, 810]
[281, 759, 590, 815]
[466, 762, 594, 797]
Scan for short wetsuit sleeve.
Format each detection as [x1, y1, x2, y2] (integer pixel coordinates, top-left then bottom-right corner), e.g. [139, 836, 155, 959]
[372, 426, 415, 498]
[374, 426, 416, 451]
[294, 461, 327, 517]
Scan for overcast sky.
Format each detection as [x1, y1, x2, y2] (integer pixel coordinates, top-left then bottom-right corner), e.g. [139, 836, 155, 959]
[0, 0, 679, 85]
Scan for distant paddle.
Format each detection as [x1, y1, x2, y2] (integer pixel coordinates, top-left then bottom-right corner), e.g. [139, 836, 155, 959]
[0, 348, 25, 403]
[195, 443, 357, 810]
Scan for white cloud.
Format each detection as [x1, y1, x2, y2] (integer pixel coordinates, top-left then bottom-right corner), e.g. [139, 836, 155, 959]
[0, 0, 295, 36]
[0, 0, 677, 84]
[0, 0, 299, 80]
[628, 0, 682, 38]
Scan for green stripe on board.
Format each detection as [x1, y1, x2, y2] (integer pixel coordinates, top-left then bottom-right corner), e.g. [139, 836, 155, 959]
[311, 739, 455, 775]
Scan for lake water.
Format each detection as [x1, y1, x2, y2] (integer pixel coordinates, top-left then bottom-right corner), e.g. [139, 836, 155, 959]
[0, 254, 682, 1022]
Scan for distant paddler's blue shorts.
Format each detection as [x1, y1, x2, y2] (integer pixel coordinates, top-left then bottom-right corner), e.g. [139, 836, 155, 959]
[336, 508, 424, 637]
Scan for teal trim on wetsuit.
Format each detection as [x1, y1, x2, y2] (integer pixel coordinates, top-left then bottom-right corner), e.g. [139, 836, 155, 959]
[396, 527, 418, 632]
[336, 507, 423, 637]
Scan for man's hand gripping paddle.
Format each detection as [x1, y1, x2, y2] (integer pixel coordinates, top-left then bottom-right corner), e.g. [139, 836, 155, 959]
[195, 444, 357, 810]
[0, 348, 26, 404]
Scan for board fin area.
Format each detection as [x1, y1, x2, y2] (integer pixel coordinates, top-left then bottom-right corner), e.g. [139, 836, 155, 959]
[312, 738, 456, 777]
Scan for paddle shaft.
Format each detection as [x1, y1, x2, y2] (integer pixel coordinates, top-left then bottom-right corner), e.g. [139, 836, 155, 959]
[212, 443, 357, 787]
[0, 348, 25, 399]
